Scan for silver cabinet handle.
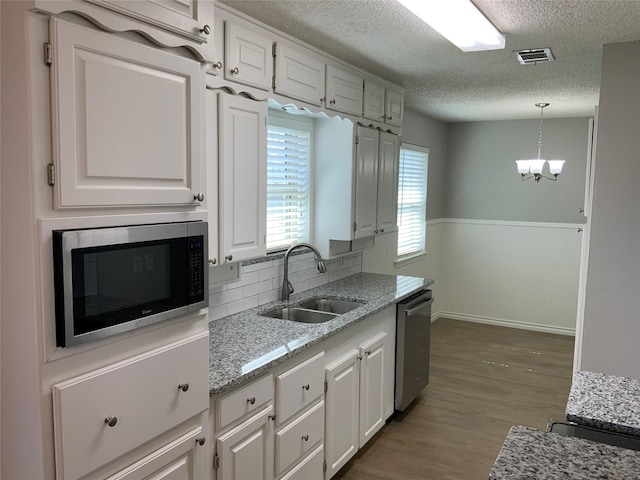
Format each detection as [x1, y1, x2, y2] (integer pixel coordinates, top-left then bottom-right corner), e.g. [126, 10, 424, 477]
[387, 115, 393, 120]
[199, 24, 211, 35]
[268, 414, 276, 421]
[320, 96, 326, 103]
[379, 228, 385, 233]
[302, 435, 309, 441]
[193, 193, 204, 202]
[209, 258, 217, 265]
[364, 350, 371, 356]
[329, 99, 336, 105]
[231, 67, 239, 75]
[196, 436, 206, 446]
[225, 255, 233, 262]
[302, 384, 310, 391]
[104, 416, 118, 427]
[178, 383, 189, 392]
[578, 227, 584, 233]
[213, 61, 223, 70]
[374, 230, 378, 234]
[247, 397, 256, 405]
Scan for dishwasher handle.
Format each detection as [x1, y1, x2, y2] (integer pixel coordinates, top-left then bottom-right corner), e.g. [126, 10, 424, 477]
[405, 297, 434, 317]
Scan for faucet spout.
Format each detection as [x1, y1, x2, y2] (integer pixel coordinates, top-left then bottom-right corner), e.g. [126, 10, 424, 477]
[281, 243, 327, 301]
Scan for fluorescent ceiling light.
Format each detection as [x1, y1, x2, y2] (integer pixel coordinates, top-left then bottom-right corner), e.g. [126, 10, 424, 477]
[397, 0, 505, 52]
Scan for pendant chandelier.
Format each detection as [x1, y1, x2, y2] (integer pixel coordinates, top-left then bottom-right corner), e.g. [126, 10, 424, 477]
[515, 103, 565, 182]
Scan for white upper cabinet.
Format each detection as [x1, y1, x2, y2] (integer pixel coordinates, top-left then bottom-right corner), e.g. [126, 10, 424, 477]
[353, 127, 380, 239]
[36, 0, 216, 62]
[217, 93, 267, 263]
[225, 20, 273, 90]
[274, 43, 326, 106]
[384, 88, 404, 127]
[363, 80, 404, 128]
[50, 18, 205, 209]
[325, 64, 364, 116]
[362, 81, 386, 122]
[376, 131, 399, 234]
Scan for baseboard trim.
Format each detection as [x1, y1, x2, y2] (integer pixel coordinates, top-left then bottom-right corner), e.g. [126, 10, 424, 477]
[436, 311, 576, 336]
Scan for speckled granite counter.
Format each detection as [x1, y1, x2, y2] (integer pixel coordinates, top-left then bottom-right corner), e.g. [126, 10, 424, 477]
[566, 370, 640, 437]
[490, 425, 640, 479]
[208, 272, 431, 395]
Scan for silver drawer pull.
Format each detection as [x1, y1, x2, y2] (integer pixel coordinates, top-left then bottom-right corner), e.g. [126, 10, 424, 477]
[199, 24, 211, 35]
[104, 416, 118, 428]
[196, 436, 206, 446]
[178, 383, 189, 392]
[247, 397, 256, 405]
[231, 67, 239, 75]
[302, 384, 310, 391]
[302, 434, 309, 441]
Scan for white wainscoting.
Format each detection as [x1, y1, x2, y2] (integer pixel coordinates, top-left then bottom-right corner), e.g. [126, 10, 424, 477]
[362, 219, 582, 335]
[438, 219, 582, 335]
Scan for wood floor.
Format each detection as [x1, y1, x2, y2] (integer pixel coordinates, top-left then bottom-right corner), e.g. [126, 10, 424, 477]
[334, 318, 575, 480]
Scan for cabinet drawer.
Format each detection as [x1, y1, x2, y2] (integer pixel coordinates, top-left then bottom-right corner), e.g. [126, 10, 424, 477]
[216, 374, 273, 431]
[279, 445, 324, 480]
[276, 352, 324, 425]
[52, 332, 209, 480]
[275, 400, 324, 476]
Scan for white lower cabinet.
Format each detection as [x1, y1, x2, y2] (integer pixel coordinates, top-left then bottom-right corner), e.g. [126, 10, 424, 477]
[324, 308, 395, 479]
[217, 406, 275, 480]
[211, 307, 395, 480]
[106, 426, 207, 480]
[324, 350, 360, 478]
[52, 332, 210, 480]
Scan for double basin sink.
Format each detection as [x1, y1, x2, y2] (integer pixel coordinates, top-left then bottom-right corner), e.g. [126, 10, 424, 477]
[260, 297, 364, 323]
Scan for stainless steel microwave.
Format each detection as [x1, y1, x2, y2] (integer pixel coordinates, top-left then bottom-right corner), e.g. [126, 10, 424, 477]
[53, 222, 208, 347]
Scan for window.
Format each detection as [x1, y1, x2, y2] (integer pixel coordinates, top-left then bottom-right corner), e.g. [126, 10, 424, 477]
[266, 111, 313, 251]
[396, 143, 428, 261]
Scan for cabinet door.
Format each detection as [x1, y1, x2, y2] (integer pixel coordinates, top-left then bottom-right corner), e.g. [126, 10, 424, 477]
[325, 65, 363, 116]
[106, 426, 207, 480]
[225, 21, 273, 90]
[376, 132, 399, 234]
[36, 1, 215, 62]
[359, 332, 388, 448]
[363, 80, 385, 122]
[385, 89, 404, 127]
[218, 93, 267, 263]
[274, 43, 325, 106]
[353, 127, 379, 239]
[205, 89, 220, 266]
[324, 350, 360, 479]
[50, 18, 204, 208]
[217, 405, 274, 480]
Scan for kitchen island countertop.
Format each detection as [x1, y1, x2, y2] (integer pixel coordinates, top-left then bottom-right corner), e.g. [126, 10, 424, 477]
[566, 370, 640, 437]
[208, 272, 431, 396]
[490, 425, 640, 479]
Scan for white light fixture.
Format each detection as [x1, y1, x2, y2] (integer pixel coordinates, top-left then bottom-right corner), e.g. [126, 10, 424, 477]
[396, 0, 505, 52]
[516, 103, 565, 183]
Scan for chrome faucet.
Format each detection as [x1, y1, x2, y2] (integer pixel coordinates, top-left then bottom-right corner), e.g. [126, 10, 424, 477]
[282, 243, 327, 301]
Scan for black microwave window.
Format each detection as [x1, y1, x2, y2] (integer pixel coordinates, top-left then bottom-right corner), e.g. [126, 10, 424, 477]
[70, 238, 188, 335]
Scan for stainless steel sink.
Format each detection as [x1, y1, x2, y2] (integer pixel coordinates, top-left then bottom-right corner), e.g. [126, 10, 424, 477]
[298, 298, 364, 314]
[260, 307, 337, 323]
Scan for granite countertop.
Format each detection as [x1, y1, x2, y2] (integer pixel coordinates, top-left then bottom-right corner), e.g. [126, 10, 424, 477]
[566, 370, 640, 437]
[208, 272, 431, 395]
[490, 425, 640, 479]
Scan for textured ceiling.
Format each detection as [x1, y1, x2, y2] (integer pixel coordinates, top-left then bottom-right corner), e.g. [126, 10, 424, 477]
[218, 0, 640, 122]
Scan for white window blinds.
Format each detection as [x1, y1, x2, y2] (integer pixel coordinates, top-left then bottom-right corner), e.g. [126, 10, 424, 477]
[397, 144, 428, 259]
[266, 113, 312, 251]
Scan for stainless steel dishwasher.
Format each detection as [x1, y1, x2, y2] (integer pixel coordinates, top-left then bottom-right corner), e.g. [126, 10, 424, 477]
[395, 289, 433, 411]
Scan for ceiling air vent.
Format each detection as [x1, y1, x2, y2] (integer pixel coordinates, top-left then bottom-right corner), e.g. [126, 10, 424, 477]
[516, 48, 555, 65]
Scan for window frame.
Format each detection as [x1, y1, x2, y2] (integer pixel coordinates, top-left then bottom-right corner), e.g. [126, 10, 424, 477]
[265, 109, 314, 252]
[395, 142, 429, 265]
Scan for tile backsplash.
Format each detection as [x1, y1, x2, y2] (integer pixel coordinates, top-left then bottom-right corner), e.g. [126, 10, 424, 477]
[208, 252, 362, 321]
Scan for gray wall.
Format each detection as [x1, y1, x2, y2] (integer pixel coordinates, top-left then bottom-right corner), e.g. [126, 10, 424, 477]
[581, 41, 640, 378]
[446, 118, 591, 223]
[401, 109, 448, 220]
